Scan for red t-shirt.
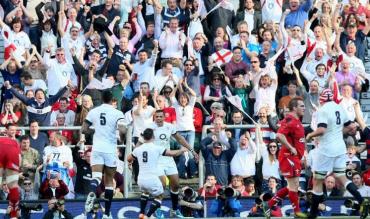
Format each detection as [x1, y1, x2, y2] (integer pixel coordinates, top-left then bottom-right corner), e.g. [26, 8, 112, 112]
[193, 107, 203, 133]
[277, 113, 305, 159]
[0, 111, 22, 125]
[163, 107, 177, 124]
[198, 184, 222, 197]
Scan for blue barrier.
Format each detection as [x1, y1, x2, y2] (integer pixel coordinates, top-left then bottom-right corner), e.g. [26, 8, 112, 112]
[0, 198, 353, 218]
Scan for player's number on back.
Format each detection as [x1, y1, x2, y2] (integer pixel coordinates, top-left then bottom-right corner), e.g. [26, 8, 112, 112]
[335, 111, 341, 125]
[142, 151, 148, 163]
[100, 113, 106, 125]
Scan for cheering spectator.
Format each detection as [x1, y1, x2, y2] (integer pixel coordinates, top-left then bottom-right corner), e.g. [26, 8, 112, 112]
[50, 97, 76, 126]
[0, 99, 22, 125]
[4, 80, 72, 126]
[200, 138, 237, 186]
[20, 177, 39, 200]
[230, 132, 258, 180]
[203, 71, 232, 111]
[39, 171, 69, 199]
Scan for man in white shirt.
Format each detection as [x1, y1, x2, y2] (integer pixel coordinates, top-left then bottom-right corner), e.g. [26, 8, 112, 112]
[306, 88, 369, 218]
[344, 172, 370, 198]
[50, 97, 76, 126]
[154, 60, 179, 92]
[43, 48, 77, 96]
[21, 72, 47, 93]
[159, 17, 186, 67]
[132, 40, 158, 92]
[81, 90, 126, 218]
[230, 132, 258, 178]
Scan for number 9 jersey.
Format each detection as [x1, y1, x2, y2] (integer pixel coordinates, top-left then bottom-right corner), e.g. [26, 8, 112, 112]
[85, 104, 125, 154]
[317, 101, 350, 157]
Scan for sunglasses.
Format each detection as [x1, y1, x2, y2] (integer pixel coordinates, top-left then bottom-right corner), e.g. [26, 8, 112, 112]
[185, 64, 193, 66]
[24, 182, 31, 185]
[251, 61, 259, 63]
[213, 78, 221, 81]
[269, 145, 277, 148]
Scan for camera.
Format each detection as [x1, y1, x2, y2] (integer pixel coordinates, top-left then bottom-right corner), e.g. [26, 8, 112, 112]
[20, 203, 43, 219]
[344, 199, 360, 210]
[20, 203, 43, 211]
[183, 187, 197, 202]
[217, 187, 241, 199]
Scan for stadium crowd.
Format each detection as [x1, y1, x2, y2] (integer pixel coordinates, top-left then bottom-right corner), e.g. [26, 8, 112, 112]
[1, 0, 370, 217]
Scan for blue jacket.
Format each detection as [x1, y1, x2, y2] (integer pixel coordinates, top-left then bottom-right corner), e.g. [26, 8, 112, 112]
[201, 136, 237, 186]
[9, 86, 68, 126]
[284, 0, 313, 29]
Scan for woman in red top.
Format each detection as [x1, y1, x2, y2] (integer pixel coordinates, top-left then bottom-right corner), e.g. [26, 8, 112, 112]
[0, 100, 22, 126]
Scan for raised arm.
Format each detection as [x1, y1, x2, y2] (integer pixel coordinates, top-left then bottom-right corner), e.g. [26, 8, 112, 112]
[4, 81, 29, 104]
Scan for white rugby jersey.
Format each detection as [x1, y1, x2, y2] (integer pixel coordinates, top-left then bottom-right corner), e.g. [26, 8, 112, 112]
[317, 102, 350, 157]
[86, 104, 125, 153]
[147, 122, 176, 150]
[132, 142, 166, 178]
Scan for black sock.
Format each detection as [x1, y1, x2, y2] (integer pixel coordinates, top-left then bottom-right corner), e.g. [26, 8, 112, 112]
[104, 187, 114, 216]
[90, 178, 100, 192]
[346, 182, 364, 204]
[147, 199, 161, 217]
[140, 194, 149, 214]
[309, 192, 324, 218]
[170, 190, 179, 210]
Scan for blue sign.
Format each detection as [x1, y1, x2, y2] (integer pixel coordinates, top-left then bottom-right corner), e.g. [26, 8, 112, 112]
[0, 198, 353, 218]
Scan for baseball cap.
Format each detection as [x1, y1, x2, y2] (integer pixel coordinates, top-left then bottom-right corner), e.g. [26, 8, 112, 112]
[212, 141, 222, 148]
[319, 88, 333, 104]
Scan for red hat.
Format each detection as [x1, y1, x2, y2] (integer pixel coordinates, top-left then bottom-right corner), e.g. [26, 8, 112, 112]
[319, 88, 333, 104]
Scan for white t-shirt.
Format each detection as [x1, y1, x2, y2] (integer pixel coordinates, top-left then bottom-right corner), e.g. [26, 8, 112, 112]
[132, 142, 166, 179]
[230, 140, 257, 177]
[172, 96, 196, 132]
[43, 56, 77, 95]
[43, 145, 73, 169]
[50, 110, 76, 126]
[317, 102, 350, 157]
[24, 79, 48, 93]
[261, 0, 283, 23]
[261, 146, 280, 179]
[85, 104, 125, 153]
[132, 105, 156, 137]
[61, 35, 86, 64]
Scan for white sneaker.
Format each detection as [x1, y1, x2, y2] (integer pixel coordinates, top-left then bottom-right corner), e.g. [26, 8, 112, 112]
[85, 192, 96, 213]
[102, 214, 113, 219]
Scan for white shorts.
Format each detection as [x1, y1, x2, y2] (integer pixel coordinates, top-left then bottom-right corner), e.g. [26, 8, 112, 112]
[157, 157, 178, 176]
[138, 176, 164, 196]
[312, 153, 346, 175]
[91, 151, 117, 167]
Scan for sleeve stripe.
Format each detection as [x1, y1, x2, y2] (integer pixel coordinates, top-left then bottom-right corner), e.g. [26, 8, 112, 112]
[162, 149, 167, 156]
[317, 123, 327, 128]
[84, 119, 92, 126]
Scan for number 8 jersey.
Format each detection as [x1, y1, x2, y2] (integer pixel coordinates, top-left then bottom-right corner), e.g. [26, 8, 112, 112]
[317, 102, 350, 157]
[85, 104, 125, 153]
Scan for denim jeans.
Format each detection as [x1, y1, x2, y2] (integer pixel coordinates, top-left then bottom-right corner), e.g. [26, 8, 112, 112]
[176, 131, 198, 177]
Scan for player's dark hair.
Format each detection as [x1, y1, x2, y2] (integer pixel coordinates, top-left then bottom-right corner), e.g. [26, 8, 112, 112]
[142, 128, 154, 141]
[155, 109, 164, 115]
[102, 90, 113, 103]
[288, 97, 304, 111]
